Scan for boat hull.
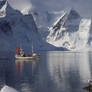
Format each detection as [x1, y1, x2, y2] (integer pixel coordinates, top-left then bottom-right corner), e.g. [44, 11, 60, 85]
[16, 56, 35, 60]
[15, 55, 40, 61]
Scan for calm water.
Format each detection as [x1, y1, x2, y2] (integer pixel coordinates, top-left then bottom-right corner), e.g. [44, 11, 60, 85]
[0, 51, 92, 92]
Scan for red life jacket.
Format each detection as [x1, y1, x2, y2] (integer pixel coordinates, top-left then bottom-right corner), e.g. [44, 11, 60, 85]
[16, 48, 21, 53]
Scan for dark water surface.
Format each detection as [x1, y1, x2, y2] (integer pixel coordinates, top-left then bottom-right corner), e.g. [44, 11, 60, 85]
[0, 51, 91, 92]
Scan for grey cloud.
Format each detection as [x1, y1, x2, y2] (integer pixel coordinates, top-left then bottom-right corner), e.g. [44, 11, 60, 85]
[7, 0, 92, 17]
[31, 0, 92, 17]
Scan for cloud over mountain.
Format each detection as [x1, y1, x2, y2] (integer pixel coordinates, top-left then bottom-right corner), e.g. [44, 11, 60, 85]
[7, 0, 92, 17]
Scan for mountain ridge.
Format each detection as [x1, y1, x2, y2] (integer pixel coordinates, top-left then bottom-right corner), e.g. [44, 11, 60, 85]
[47, 9, 92, 50]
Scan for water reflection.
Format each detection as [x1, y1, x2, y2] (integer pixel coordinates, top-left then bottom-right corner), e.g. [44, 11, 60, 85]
[0, 52, 92, 92]
[0, 54, 16, 89]
[15, 60, 40, 92]
[47, 52, 92, 92]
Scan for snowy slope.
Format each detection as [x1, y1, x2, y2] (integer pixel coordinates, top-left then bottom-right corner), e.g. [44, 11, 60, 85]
[47, 9, 92, 50]
[0, 0, 42, 53]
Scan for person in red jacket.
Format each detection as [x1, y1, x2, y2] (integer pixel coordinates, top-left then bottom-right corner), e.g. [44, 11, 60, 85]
[16, 47, 21, 55]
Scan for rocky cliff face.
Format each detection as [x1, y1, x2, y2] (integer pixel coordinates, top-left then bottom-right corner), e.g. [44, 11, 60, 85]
[0, 0, 42, 53]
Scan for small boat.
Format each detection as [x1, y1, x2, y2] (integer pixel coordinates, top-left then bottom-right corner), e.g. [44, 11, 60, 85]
[15, 54, 40, 60]
[15, 39, 40, 60]
[16, 55, 35, 60]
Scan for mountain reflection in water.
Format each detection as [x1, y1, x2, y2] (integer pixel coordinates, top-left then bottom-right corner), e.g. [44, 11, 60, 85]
[0, 51, 92, 92]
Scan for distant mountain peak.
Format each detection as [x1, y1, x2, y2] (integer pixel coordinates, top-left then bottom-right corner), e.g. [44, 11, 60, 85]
[67, 9, 80, 20]
[0, 0, 7, 9]
[0, 0, 22, 17]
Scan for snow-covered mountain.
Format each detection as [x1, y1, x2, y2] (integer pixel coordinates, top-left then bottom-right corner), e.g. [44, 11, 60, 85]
[0, 0, 42, 53]
[47, 9, 92, 50]
[31, 11, 65, 39]
[0, 0, 67, 53]
[2, 0, 91, 51]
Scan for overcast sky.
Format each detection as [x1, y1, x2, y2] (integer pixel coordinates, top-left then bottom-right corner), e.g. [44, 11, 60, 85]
[7, 0, 92, 17]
